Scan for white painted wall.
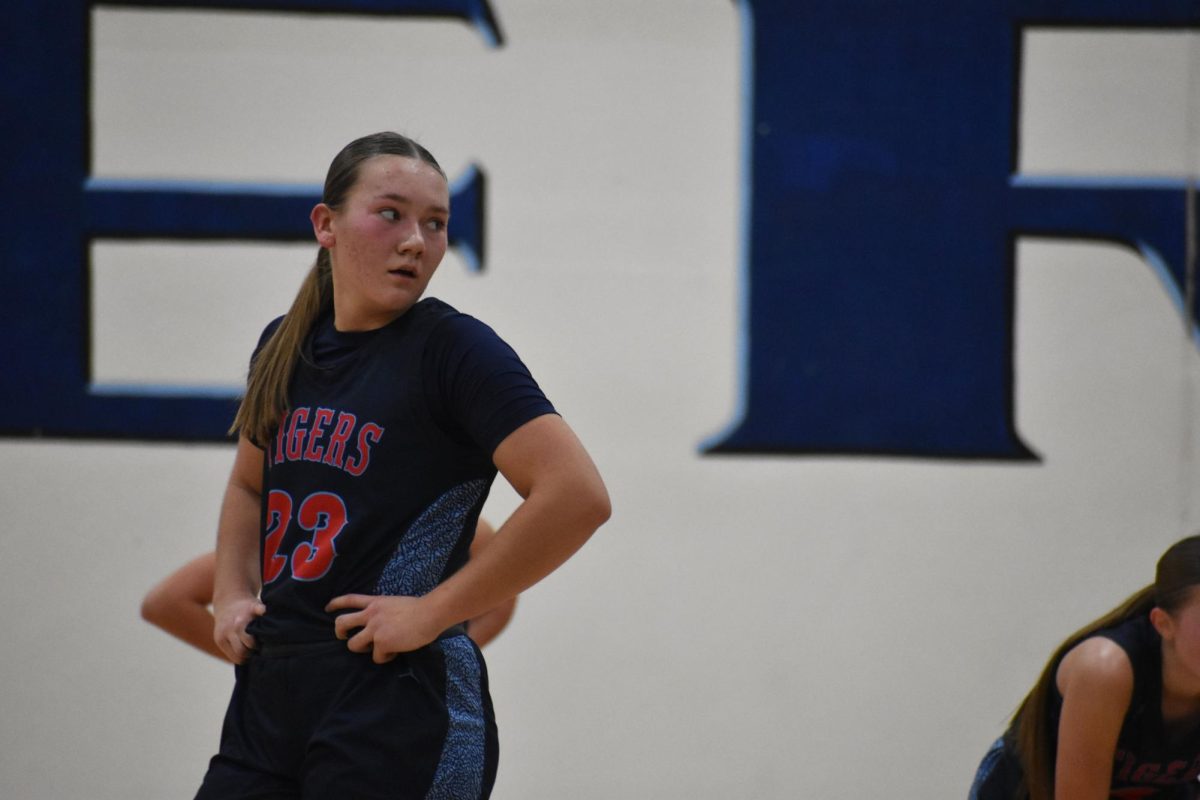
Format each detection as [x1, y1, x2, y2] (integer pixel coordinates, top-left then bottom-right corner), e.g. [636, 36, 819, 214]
[0, 5, 1196, 798]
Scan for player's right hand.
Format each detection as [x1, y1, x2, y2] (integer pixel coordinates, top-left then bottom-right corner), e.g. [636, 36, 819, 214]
[213, 595, 266, 664]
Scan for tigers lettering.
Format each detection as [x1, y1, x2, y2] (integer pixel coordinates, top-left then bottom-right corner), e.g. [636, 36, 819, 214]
[270, 407, 384, 476]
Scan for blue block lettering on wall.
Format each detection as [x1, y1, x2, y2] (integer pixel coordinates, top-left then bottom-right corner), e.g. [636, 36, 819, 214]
[0, 0, 498, 441]
[705, 0, 1200, 458]
[4, 2, 1198, 451]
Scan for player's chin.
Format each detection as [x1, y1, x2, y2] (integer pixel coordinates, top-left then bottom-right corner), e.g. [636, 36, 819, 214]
[369, 288, 425, 320]
[384, 277, 427, 299]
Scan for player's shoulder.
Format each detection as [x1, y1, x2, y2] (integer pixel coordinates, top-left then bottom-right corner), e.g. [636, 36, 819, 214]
[261, 314, 285, 339]
[418, 297, 499, 343]
[251, 314, 286, 355]
[413, 296, 457, 318]
[1057, 634, 1135, 699]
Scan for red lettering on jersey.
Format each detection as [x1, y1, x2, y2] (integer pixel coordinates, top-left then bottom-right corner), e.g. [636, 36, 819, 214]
[267, 408, 382, 475]
[272, 411, 288, 465]
[345, 422, 384, 477]
[290, 492, 348, 581]
[1116, 750, 1136, 782]
[323, 412, 356, 470]
[1130, 763, 1161, 782]
[285, 407, 310, 461]
[304, 407, 334, 463]
[1160, 760, 1187, 782]
[262, 490, 293, 584]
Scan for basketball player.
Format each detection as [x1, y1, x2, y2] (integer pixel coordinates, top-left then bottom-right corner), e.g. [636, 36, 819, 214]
[193, 132, 610, 799]
[970, 535, 1200, 800]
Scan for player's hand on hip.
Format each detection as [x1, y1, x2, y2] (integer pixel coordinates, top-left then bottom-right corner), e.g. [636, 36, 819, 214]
[326, 594, 441, 663]
[213, 595, 266, 664]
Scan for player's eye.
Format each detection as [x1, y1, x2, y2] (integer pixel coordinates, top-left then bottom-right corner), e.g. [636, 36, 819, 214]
[426, 218, 447, 233]
[380, 209, 398, 221]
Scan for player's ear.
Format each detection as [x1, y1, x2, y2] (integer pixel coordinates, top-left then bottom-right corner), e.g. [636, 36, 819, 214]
[311, 203, 336, 248]
[1150, 606, 1175, 640]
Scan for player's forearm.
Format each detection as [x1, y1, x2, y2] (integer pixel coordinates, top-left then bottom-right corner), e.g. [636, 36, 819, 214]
[423, 475, 609, 631]
[212, 480, 262, 604]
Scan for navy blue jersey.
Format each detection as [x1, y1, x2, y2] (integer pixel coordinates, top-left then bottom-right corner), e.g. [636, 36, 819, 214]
[975, 616, 1200, 799]
[246, 298, 555, 644]
[1048, 615, 1200, 797]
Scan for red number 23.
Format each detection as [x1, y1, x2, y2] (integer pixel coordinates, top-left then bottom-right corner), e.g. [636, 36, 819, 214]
[262, 490, 348, 583]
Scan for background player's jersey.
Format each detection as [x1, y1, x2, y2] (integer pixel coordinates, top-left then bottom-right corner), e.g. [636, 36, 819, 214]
[1050, 615, 1200, 798]
[247, 298, 555, 644]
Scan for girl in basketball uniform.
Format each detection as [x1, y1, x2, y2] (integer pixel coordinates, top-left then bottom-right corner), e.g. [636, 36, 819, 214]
[194, 132, 610, 799]
[970, 535, 1200, 800]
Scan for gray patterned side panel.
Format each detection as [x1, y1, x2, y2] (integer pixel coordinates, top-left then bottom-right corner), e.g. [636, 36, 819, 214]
[376, 479, 488, 597]
[425, 636, 486, 800]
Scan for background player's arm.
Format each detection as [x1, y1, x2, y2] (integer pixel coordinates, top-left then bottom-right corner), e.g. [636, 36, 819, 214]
[211, 435, 267, 664]
[1053, 636, 1134, 800]
[141, 551, 226, 662]
[329, 414, 609, 659]
[464, 518, 517, 648]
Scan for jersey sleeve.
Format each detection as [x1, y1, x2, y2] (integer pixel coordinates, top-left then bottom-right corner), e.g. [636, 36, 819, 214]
[247, 315, 285, 374]
[424, 313, 557, 454]
[238, 316, 286, 449]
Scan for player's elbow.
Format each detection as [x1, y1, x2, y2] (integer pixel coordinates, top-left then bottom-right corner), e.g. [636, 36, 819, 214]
[592, 486, 612, 529]
[140, 586, 170, 626]
[576, 476, 612, 533]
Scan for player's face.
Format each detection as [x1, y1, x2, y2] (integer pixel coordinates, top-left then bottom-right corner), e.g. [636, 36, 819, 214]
[312, 155, 450, 331]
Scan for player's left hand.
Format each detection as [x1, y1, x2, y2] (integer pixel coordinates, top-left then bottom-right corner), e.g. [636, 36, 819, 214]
[325, 594, 442, 663]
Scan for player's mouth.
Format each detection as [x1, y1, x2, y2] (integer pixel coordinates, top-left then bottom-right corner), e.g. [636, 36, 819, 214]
[388, 266, 418, 279]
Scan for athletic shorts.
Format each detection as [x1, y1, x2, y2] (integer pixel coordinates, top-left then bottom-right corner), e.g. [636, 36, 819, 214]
[194, 634, 498, 800]
[969, 738, 1022, 800]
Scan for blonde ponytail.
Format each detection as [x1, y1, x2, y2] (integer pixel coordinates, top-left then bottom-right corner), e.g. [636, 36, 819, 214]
[229, 249, 332, 445]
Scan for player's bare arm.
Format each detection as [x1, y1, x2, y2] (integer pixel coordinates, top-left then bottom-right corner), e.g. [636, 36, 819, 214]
[328, 414, 609, 660]
[1053, 636, 1135, 800]
[211, 435, 267, 664]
